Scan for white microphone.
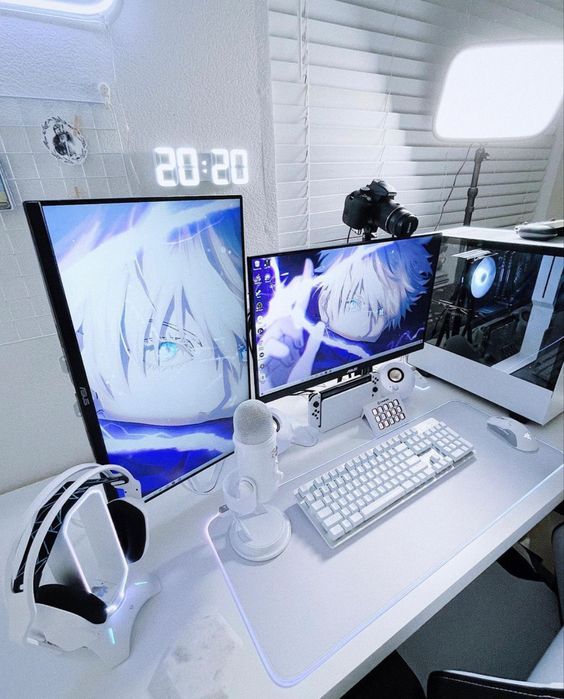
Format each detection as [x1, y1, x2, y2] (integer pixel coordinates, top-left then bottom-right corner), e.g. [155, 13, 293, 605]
[233, 399, 283, 502]
[223, 400, 291, 562]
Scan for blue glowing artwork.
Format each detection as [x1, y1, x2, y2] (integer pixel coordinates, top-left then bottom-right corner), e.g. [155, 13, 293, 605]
[252, 236, 438, 397]
[42, 199, 248, 497]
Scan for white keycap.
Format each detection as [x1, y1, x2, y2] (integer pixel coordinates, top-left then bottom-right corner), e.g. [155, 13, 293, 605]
[361, 487, 404, 519]
[328, 524, 345, 542]
[323, 512, 343, 530]
[316, 506, 332, 520]
[409, 461, 426, 475]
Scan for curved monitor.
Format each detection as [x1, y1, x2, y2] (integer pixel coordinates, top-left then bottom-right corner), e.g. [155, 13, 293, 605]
[248, 234, 441, 401]
[25, 196, 249, 499]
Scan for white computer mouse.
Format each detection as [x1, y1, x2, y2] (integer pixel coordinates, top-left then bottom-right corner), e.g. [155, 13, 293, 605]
[486, 416, 539, 452]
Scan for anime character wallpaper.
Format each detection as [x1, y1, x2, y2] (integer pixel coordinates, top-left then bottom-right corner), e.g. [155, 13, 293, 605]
[252, 235, 439, 397]
[42, 198, 248, 496]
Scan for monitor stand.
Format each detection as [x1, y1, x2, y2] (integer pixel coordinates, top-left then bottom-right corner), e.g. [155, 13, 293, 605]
[186, 459, 226, 495]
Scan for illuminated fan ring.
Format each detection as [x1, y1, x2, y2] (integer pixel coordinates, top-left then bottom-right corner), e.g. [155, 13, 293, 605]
[469, 256, 496, 299]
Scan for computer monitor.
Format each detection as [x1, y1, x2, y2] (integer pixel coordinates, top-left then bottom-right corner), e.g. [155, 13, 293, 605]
[248, 234, 441, 400]
[25, 196, 249, 499]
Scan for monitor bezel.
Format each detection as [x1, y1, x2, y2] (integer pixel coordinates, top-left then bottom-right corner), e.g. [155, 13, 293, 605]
[24, 195, 249, 501]
[247, 233, 442, 403]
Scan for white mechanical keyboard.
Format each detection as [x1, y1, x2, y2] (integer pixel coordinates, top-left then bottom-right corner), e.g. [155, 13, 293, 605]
[295, 417, 475, 547]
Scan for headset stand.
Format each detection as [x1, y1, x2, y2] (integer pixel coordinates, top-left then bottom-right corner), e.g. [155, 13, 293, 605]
[87, 570, 161, 666]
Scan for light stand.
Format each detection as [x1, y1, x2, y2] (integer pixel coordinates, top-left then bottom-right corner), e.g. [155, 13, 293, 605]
[434, 42, 563, 229]
[463, 145, 489, 226]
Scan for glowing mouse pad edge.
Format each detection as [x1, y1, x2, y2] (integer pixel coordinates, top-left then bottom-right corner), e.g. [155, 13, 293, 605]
[207, 401, 563, 686]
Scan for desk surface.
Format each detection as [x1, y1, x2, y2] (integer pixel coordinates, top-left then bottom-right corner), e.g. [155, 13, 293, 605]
[0, 376, 562, 699]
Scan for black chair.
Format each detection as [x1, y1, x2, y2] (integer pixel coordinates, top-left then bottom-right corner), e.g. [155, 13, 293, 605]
[427, 523, 564, 699]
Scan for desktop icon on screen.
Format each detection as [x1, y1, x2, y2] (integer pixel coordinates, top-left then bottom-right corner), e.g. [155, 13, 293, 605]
[248, 235, 440, 400]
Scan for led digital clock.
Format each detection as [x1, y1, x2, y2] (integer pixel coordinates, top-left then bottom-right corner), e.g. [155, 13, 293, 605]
[153, 147, 249, 187]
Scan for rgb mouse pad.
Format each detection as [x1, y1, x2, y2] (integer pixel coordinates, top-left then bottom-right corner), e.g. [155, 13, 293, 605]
[207, 401, 562, 686]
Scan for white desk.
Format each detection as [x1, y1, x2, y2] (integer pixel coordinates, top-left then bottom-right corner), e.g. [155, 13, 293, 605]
[0, 377, 562, 699]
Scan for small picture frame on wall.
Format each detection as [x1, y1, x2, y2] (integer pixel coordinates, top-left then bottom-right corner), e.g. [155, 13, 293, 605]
[0, 163, 12, 210]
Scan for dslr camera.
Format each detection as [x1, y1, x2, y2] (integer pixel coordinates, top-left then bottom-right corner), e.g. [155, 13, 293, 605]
[342, 180, 418, 239]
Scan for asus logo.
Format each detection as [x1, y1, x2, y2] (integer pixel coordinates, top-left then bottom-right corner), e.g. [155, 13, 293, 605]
[79, 387, 90, 406]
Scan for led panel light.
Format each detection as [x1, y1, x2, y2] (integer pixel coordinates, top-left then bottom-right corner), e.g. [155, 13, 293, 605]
[434, 42, 564, 141]
[0, 0, 118, 19]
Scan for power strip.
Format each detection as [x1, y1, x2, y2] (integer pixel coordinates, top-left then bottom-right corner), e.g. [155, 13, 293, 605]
[308, 373, 379, 433]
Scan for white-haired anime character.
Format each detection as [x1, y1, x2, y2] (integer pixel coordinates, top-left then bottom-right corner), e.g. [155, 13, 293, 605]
[259, 238, 433, 391]
[55, 199, 248, 459]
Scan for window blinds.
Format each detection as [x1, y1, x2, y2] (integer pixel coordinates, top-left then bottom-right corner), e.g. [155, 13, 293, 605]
[268, 0, 563, 249]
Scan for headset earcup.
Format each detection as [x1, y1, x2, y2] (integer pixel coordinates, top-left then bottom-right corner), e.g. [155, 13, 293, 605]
[36, 584, 107, 624]
[107, 500, 146, 563]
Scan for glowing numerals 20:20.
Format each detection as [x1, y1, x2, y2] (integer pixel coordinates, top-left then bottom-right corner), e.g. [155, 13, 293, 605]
[154, 147, 249, 187]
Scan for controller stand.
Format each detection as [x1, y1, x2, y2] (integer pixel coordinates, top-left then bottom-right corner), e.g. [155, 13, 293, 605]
[308, 372, 379, 432]
[308, 362, 417, 432]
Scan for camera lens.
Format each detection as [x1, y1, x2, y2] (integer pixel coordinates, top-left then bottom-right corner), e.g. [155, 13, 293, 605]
[376, 200, 419, 238]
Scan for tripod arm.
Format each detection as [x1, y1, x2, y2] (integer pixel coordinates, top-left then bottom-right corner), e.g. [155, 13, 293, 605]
[463, 145, 489, 226]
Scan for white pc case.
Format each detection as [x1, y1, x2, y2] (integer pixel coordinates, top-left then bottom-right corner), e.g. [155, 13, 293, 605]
[411, 227, 563, 425]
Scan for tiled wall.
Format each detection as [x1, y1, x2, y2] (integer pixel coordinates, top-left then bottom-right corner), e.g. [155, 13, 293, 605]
[0, 96, 131, 346]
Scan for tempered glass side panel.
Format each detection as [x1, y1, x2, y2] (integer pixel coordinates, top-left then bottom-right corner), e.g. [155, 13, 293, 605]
[26, 197, 249, 499]
[426, 238, 564, 391]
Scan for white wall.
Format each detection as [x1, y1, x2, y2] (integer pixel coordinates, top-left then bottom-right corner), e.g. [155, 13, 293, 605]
[533, 113, 564, 223]
[0, 0, 277, 493]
